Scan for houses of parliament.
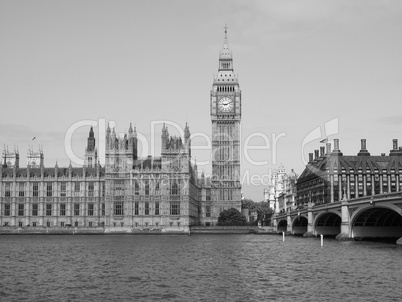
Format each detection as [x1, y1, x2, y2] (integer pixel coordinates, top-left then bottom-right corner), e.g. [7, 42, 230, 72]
[0, 28, 242, 231]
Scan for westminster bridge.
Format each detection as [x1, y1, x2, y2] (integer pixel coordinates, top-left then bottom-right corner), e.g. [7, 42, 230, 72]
[273, 191, 402, 241]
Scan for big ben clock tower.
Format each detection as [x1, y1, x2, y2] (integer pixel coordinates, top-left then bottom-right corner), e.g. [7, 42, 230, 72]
[210, 26, 242, 221]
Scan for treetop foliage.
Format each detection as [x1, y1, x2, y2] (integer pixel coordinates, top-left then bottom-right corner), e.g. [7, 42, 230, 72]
[217, 208, 247, 226]
[241, 198, 273, 223]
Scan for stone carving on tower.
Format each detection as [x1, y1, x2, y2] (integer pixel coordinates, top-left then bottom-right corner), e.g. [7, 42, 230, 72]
[27, 146, 44, 168]
[2, 146, 20, 168]
[161, 123, 191, 173]
[105, 123, 138, 173]
[210, 26, 242, 220]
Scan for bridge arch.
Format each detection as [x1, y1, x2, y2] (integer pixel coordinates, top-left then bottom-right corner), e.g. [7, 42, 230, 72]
[350, 205, 402, 240]
[277, 219, 287, 232]
[291, 215, 308, 235]
[314, 211, 341, 237]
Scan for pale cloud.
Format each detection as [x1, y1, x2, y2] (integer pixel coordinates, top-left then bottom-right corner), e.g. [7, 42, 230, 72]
[0, 123, 64, 141]
[249, 0, 402, 21]
[377, 116, 402, 125]
[229, 0, 402, 39]
[0, 123, 86, 150]
[253, 0, 340, 21]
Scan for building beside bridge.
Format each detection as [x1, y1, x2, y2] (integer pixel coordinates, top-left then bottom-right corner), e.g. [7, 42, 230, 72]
[296, 138, 402, 205]
[265, 165, 298, 212]
[274, 138, 402, 242]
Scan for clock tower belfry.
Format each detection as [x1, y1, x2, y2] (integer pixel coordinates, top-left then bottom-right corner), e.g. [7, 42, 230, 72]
[210, 26, 242, 221]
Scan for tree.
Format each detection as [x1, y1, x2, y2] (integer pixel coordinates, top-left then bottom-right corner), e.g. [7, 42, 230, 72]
[217, 208, 247, 226]
[241, 198, 273, 225]
[241, 198, 255, 210]
[256, 201, 273, 220]
[255, 201, 274, 225]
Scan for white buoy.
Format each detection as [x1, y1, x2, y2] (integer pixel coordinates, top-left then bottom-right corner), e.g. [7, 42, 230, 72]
[320, 234, 323, 247]
[282, 231, 285, 242]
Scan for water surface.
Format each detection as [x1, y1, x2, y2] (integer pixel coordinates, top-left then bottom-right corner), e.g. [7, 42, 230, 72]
[0, 234, 400, 301]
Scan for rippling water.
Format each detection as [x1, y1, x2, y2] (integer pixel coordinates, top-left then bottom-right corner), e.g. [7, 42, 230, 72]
[0, 234, 401, 301]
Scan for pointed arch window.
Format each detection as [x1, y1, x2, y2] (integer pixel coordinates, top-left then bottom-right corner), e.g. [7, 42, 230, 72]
[46, 182, 52, 197]
[134, 180, 140, 195]
[171, 180, 179, 195]
[19, 183, 25, 197]
[145, 179, 150, 195]
[145, 202, 149, 215]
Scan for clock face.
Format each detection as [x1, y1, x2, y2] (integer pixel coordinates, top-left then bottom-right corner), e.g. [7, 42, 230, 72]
[218, 97, 234, 112]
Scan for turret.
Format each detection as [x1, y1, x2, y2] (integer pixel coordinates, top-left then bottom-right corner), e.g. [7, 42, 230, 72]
[13, 162, 17, 180]
[96, 160, 100, 177]
[128, 123, 138, 159]
[161, 123, 169, 153]
[2, 146, 20, 168]
[40, 162, 44, 179]
[184, 123, 190, 142]
[219, 25, 233, 70]
[106, 123, 111, 150]
[84, 127, 98, 168]
[111, 127, 116, 149]
[184, 123, 191, 155]
[27, 146, 44, 168]
[26, 161, 30, 180]
[87, 126, 95, 152]
[55, 162, 59, 178]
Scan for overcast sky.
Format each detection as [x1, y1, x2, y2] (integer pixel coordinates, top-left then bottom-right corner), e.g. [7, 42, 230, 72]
[1, 0, 402, 202]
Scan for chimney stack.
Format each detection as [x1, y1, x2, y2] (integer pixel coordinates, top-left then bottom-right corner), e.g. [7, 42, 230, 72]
[334, 139, 339, 150]
[326, 143, 331, 155]
[320, 146, 325, 157]
[331, 139, 343, 156]
[309, 153, 313, 162]
[314, 150, 319, 160]
[358, 138, 370, 156]
[361, 139, 366, 150]
[390, 139, 402, 156]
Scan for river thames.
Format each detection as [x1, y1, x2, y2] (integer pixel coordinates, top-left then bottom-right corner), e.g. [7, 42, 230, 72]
[0, 234, 400, 301]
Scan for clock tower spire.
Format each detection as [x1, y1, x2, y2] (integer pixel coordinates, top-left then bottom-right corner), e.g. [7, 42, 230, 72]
[209, 26, 242, 224]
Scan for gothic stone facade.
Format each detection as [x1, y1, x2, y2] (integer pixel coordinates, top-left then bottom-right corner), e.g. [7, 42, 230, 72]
[208, 26, 242, 225]
[0, 151, 105, 229]
[104, 123, 200, 230]
[0, 29, 241, 229]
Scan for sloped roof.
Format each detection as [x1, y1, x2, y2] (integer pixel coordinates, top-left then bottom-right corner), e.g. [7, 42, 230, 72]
[298, 153, 402, 184]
